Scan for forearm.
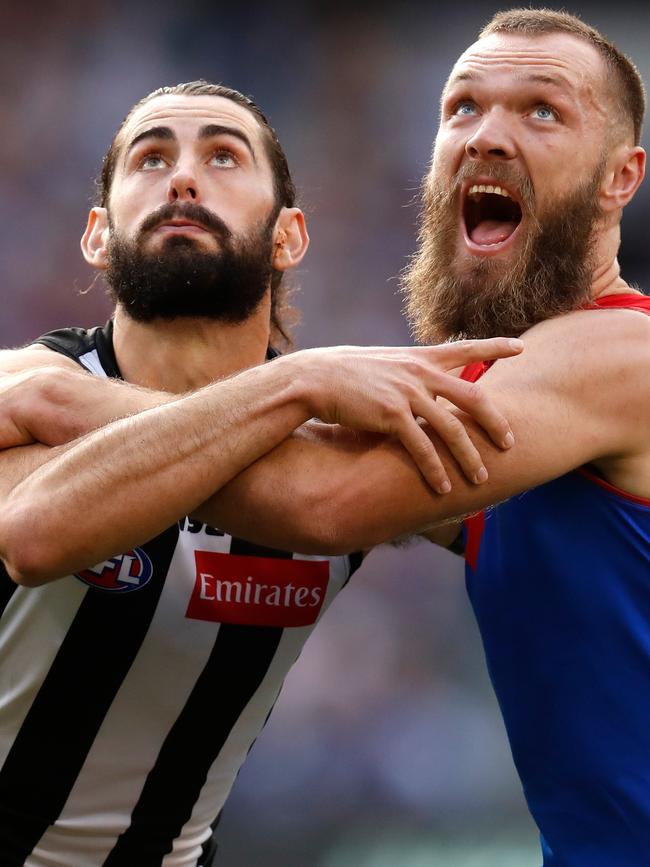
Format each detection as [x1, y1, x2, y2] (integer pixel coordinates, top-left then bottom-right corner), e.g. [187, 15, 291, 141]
[201, 428, 454, 553]
[201, 379, 587, 555]
[0, 359, 312, 585]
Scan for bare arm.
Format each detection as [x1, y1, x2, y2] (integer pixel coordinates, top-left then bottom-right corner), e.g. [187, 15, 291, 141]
[204, 309, 650, 552]
[0, 338, 521, 584]
[0, 356, 317, 584]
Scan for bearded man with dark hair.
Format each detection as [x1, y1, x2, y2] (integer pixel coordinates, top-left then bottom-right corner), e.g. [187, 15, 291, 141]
[0, 81, 517, 867]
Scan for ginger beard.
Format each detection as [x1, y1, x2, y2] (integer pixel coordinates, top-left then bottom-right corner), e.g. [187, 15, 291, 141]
[402, 159, 605, 343]
[105, 202, 277, 323]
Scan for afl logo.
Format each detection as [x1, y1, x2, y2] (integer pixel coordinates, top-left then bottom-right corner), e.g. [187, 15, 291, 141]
[75, 548, 154, 593]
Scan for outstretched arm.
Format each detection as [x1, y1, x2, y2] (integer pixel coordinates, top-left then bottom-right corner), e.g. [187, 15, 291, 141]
[0, 338, 521, 584]
[203, 308, 650, 552]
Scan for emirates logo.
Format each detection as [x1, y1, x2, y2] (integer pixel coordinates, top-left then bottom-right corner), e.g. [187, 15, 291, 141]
[185, 551, 329, 627]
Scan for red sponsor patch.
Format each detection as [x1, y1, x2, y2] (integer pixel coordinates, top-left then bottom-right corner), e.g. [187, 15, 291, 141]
[186, 551, 330, 627]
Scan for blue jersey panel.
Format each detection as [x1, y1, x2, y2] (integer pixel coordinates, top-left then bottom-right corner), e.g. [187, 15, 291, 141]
[466, 470, 650, 866]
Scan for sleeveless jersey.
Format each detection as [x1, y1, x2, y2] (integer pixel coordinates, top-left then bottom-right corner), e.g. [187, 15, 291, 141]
[463, 293, 650, 865]
[0, 321, 362, 867]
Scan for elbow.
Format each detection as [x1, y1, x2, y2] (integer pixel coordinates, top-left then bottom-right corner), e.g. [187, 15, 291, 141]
[3, 564, 48, 588]
[2, 552, 51, 588]
[0, 508, 63, 587]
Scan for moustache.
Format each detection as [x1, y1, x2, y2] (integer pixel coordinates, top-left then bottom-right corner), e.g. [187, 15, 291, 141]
[432, 160, 536, 214]
[138, 203, 233, 242]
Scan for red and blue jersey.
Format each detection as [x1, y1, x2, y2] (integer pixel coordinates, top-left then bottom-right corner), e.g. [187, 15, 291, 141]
[463, 294, 650, 866]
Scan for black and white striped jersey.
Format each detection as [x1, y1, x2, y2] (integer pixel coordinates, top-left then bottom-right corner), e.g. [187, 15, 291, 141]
[0, 321, 362, 867]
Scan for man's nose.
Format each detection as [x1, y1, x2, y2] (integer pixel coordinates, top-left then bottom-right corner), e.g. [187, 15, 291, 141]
[465, 111, 516, 161]
[167, 165, 200, 202]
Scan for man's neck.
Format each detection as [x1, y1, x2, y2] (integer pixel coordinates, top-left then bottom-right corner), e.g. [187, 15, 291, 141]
[112, 301, 273, 393]
[589, 224, 639, 301]
[589, 257, 634, 301]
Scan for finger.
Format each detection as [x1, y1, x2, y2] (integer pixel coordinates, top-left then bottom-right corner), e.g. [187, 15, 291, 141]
[426, 373, 514, 450]
[427, 337, 524, 368]
[412, 397, 488, 486]
[392, 415, 452, 494]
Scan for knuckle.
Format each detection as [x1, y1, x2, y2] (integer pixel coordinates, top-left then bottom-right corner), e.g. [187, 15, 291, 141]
[384, 403, 404, 424]
[412, 437, 435, 459]
[440, 415, 468, 442]
[403, 381, 421, 401]
[404, 359, 423, 377]
[462, 382, 484, 404]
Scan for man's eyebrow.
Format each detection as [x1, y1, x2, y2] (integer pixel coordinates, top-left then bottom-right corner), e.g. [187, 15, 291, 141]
[521, 72, 574, 91]
[125, 126, 176, 156]
[446, 69, 573, 91]
[198, 124, 258, 163]
[448, 70, 476, 85]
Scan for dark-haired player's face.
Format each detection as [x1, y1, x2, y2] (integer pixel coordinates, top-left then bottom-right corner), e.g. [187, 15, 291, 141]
[109, 94, 278, 255]
[84, 95, 285, 322]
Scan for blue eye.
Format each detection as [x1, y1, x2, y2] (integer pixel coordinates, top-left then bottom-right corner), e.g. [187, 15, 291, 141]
[139, 154, 166, 170]
[455, 101, 478, 116]
[532, 105, 557, 121]
[211, 151, 238, 168]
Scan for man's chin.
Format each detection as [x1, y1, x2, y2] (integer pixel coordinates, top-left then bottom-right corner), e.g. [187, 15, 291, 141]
[451, 251, 511, 287]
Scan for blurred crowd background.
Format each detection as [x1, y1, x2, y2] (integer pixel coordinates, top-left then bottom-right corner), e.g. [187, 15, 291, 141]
[3, 1, 649, 864]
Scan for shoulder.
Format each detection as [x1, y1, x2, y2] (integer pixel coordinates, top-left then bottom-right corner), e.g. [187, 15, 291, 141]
[485, 305, 650, 390]
[479, 305, 650, 467]
[0, 345, 81, 375]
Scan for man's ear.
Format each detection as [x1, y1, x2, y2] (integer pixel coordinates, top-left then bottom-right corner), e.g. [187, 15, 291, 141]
[272, 208, 309, 271]
[599, 145, 646, 213]
[81, 208, 110, 269]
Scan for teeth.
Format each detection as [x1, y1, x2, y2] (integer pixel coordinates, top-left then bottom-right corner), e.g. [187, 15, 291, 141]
[468, 184, 512, 198]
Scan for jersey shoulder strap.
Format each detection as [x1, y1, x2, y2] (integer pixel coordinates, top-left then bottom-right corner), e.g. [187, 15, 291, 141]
[32, 320, 121, 379]
[586, 291, 650, 315]
[459, 292, 650, 382]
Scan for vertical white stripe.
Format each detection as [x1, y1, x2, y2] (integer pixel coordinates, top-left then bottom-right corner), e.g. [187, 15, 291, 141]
[33, 530, 231, 867]
[0, 579, 88, 771]
[167, 553, 352, 864]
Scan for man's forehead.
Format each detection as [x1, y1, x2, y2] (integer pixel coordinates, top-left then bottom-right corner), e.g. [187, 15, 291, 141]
[118, 94, 264, 148]
[447, 31, 606, 93]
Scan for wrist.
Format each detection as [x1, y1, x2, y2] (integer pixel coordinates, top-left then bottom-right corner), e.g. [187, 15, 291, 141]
[272, 350, 323, 421]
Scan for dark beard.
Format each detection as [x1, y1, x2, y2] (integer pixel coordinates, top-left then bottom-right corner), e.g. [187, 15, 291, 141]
[105, 202, 276, 323]
[402, 161, 603, 343]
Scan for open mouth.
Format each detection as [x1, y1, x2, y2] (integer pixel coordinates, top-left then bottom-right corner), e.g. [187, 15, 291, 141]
[463, 183, 523, 249]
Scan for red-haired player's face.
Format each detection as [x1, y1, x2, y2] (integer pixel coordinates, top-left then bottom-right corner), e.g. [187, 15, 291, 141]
[432, 31, 610, 271]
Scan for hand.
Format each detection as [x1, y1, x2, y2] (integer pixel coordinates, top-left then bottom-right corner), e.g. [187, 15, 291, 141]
[285, 337, 523, 494]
